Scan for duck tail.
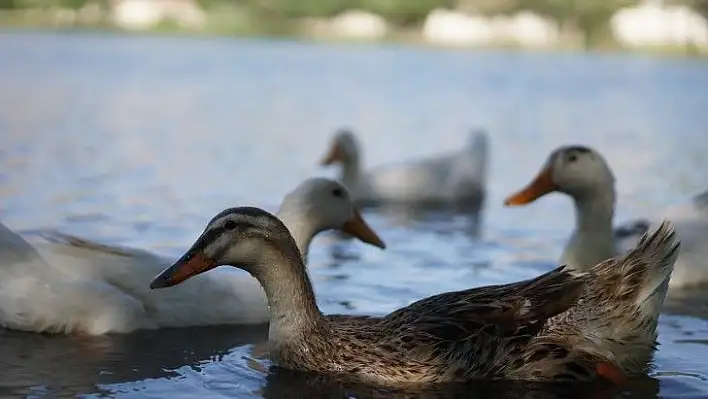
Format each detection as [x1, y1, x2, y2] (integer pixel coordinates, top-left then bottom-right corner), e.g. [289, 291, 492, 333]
[593, 220, 680, 320]
[468, 129, 488, 162]
[0, 220, 43, 264]
[462, 128, 489, 185]
[632, 221, 680, 317]
[563, 222, 680, 372]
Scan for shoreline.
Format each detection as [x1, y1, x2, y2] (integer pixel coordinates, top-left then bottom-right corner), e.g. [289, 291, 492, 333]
[1, 22, 706, 61]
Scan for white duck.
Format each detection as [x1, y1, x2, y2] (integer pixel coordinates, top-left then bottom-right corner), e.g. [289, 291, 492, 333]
[503, 145, 708, 290]
[319, 128, 489, 211]
[0, 178, 385, 335]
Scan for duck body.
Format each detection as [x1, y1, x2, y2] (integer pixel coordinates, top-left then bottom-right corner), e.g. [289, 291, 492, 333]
[150, 206, 678, 385]
[33, 238, 270, 331]
[0, 178, 385, 335]
[0, 220, 159, 334]
[0, 221, 267, 335]
[625, 190, 708, 288]
[505, 145, 708, 290]
[321, 128, 488, 211]
[281, 238, 673, 385]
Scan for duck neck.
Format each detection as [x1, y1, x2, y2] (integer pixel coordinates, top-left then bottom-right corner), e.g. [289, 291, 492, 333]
[341, 154, 362, 189]
[275, 209, 317, 264]
[251, 242, 323, 348]
[563, 188, 616, 269]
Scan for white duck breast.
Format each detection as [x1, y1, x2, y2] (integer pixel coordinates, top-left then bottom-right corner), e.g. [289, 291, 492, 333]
[0, 178, 385, 335]
[504, 145, 708, 291]
[320, 128, 488, 210]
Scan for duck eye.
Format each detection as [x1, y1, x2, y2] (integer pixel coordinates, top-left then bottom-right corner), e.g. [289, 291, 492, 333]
[332, 188, 343, 198]
[224, 220, 237, 230]
[568, 154, 578, 163]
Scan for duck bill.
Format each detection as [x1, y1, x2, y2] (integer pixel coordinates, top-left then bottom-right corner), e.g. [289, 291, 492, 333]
[504, 166, 558, 206]
[150, 249, 217, 289]
[320, 143, 343, 165]
[341, 208, 386, 249]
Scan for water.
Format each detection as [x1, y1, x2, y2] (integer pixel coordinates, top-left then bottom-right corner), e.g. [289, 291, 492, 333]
[0, 31, 707, 398]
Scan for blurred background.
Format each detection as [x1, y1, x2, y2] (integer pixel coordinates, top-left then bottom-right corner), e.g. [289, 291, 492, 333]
[1, 1, 708, 399]
[0, 0, 708, 55]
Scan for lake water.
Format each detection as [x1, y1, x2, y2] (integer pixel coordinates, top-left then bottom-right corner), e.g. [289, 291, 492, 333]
[1, 31, 708, 398]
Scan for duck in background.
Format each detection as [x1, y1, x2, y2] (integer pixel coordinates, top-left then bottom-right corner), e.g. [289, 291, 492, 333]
[0, 178, 385, 335]
[504, 145, 708, 290]
[319, 128, 488, 213]
[150, 204, 678, 385]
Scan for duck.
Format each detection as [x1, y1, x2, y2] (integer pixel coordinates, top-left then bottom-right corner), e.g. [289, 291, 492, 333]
[319, 128, 488, 211]
[0, 178, 385, 335]
[503, 145, 707, 290]
[150, 205, 679, 385]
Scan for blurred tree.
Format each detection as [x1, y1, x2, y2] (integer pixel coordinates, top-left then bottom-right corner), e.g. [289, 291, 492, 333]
[512, 0, 636, 47]
[196, 0, 230, 9]
[461, 0, 519, 15]
[0, 0, 16, 9]
[246, 0, 352, 18]
[235, 0, 454, 25]
[695, 0, 708, 17]
[11, 0, 87, 7]
[669, 0, 708, 18]
[57, 0, 89, 8]
[574, 0, 635, 47]
[359, 0, 454, 26]
[15, 0, 48, 7]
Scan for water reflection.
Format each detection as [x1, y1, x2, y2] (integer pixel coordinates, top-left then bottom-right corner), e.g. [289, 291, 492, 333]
[325, 209, 482, 262]
[261, 368, 660, 399]
[367, 205, 483, 237]
[0, 325, 267, 397]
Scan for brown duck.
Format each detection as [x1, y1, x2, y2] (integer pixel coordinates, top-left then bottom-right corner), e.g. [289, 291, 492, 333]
[150, 206, 679, 386]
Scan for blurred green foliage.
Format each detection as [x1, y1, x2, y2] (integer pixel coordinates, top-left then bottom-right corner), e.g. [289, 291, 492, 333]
[356, 0, 455, 26]
[0, 0, 635, 25]
[0, 0, 16, 10]
[504, 0, 635, 47]
[1, 0, 707, 51]
[1, 0, 94, 8]
[161, 0, 708, 30]
[200, 0, 455, 26]
[673, 0, 708, 18]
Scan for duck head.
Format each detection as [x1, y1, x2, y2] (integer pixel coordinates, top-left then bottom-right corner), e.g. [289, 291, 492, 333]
[504, 145, 615, 206]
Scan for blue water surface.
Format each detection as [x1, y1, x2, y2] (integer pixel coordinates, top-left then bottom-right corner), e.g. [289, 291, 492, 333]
[1, 31, 708, 398]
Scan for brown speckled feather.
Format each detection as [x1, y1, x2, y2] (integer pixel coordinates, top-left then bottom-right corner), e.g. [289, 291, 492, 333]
[273, 222, 679, 385]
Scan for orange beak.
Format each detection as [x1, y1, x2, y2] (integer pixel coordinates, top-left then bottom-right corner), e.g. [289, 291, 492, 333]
[150, 251, 217, 289]
[341, 208, 386, 249]
[504, 166, 558, 206]
[320, 142, 344, 165]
